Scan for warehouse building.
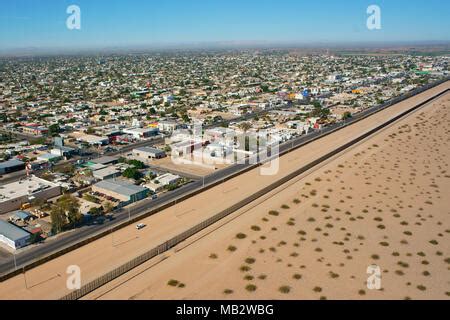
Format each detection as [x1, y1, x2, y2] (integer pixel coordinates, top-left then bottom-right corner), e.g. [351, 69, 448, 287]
[92, 179, 149, 206]
[0, 220, 31, 250]
[0, 176, 61, 214]
[0, 159, 25, 175]
[132, 147, 166, 160]
[92, 166, 121, 181]
[92, 156, 119, 166]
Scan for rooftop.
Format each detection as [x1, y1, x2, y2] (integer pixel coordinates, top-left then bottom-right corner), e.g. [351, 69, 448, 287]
[0, 159, 24, 170]
[92, 156, 119, 165]
[94, 179, 147, 197]
[0, 176, 59, 202]
[92, 166, 120, 178]
[0, 220, 30, 241]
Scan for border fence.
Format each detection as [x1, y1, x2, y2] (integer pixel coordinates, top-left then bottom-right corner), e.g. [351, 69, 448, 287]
[61, 78, 450, 300]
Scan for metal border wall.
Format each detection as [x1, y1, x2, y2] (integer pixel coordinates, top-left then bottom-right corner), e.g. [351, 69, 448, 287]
[61, 82, 450, 300]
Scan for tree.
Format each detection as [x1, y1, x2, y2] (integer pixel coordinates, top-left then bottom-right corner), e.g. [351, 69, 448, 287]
[48, 124, 61, 136]
[50, 206, 66, 234]
[57, 194, 82, 225]
[88, 207, 103, 216]
[238, 122, 252, 133]
[182, 114, 191, 123]
[127, 159, 145, 169]
[123, 167, 142, 180]
[104, 202, 114, 214]
[342, 112, 353, 120]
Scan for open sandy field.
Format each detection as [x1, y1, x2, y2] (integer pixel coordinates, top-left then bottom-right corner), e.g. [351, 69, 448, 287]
[0, 82, 448, 300]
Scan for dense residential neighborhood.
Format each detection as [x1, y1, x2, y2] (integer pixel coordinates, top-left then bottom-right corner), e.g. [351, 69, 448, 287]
[0, 50, 448, 254]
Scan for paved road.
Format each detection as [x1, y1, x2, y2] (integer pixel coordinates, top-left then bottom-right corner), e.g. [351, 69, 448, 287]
[0, 78, 448, 277]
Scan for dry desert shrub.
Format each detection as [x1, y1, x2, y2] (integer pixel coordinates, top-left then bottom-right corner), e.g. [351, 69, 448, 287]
[251, 225, 261, 231]
[245, 284, 257, 292]
[240, 265, 251, 272]
[279, 286, 291, 294]
[417, 285, 427, 291]
[293, 273, 302, 280]
[167, 279, 179, 287]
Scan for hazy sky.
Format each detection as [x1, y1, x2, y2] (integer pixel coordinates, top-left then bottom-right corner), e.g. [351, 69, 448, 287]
[1, 0, 449, 51]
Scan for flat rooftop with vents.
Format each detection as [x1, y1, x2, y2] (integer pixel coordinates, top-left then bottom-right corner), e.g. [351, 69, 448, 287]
[0, 176, 61, 214]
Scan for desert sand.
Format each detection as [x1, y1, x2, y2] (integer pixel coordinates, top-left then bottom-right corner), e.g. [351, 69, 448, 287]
[0, 82, 448, 300]
[87, 93, 450, 300]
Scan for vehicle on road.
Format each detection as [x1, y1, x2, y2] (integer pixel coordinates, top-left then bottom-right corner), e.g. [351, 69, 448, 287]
[136, 223, 146, 230]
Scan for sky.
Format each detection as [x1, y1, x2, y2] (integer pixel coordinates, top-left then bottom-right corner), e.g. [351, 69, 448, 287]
[0, 0, 449, 52]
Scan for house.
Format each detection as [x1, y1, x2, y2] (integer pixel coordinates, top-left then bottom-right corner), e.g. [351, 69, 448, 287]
[0, 159, 25, 174]
[158, 120, 179, 133]
[0, 220, 31, 250]
[50, 146, 77, 158]
[22, 126, 48, 136]
[71, 132, 109, 146]
[133, 147, 166, 160]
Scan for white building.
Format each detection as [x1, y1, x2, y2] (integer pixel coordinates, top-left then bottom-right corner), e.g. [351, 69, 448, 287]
[158, 120, 179, 133]
[0, 220, 31, 250]
[122, 127, 159, 140]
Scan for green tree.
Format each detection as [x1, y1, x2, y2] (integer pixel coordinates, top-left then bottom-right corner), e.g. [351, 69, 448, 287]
[50, 206, 66, 234]
[88, 207, 103, 216]
[123, 167, 142, 180]
[127, 159, 145, 169]
[48, 124, 61, 136]
[58, 194, 82, 225]
[342, 112, 353, 120]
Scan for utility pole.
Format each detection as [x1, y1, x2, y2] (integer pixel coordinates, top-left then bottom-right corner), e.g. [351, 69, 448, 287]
[23, 267, 28, 289]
